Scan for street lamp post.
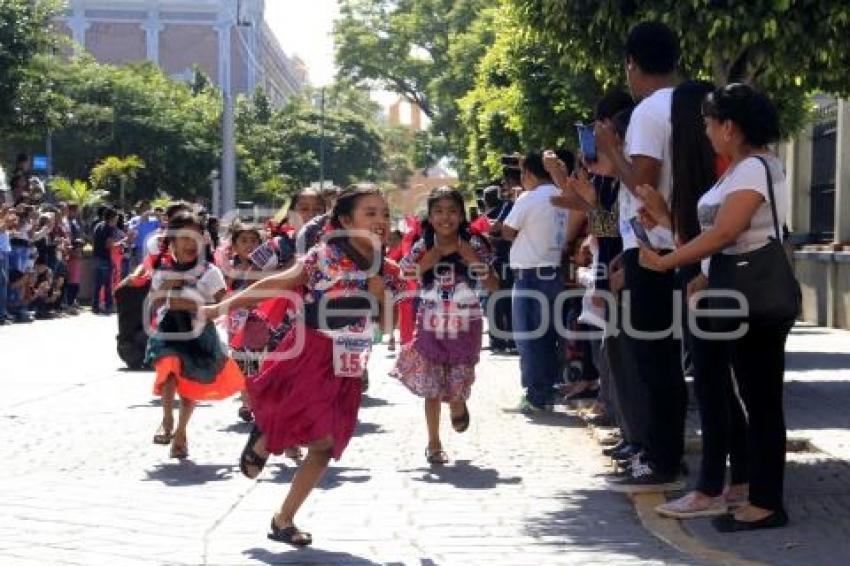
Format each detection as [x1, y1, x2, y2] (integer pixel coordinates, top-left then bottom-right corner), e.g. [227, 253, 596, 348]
[319, 86, 326, 188]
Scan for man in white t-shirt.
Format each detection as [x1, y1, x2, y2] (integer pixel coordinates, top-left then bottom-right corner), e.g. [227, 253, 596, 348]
[501, 152, 573, 412]
[595, 21, 688, 493]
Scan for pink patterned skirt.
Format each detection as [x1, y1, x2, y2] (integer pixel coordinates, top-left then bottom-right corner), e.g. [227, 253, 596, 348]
[392, 314, 482, 403]
[248, 324, 363, 460]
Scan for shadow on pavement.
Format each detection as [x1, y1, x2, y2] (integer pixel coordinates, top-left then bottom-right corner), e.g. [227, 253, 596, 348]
[126, 398, 211, 409]
[354, 421, 386, 437]
[261, 465, 372, 490]
[219, 421, 253, 434]
[143, 461, 236, 485]
[523, 488, 694, 563]
[401, 460, 522, 490]
[359, 394, 394, 408]
[786, 351, 850, 372]
[243, 547, 383, 565]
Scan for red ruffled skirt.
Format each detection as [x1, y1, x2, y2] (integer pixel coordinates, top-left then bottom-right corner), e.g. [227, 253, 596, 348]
[248, 324, 363, 460]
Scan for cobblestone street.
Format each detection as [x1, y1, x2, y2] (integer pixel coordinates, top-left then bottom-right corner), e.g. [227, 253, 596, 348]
[0, 315, 689, 565]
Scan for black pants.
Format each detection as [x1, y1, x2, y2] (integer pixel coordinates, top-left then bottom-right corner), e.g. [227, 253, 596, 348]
[622, 249, 687, 475]
[605, 329, 650, 445]
[690, 317, 749, 496]
[730, 320, 791, 511]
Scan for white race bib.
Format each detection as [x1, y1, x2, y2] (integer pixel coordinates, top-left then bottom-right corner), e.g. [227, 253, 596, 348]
[330, 327, 372, 378]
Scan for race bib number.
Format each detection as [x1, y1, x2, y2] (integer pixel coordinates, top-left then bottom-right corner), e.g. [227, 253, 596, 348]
[423, 308, 466, 334]
[332, 331, 372, 378]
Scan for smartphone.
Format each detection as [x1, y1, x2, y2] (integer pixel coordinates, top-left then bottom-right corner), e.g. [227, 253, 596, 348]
[575, 122, 597, 163]
[629, 217, 653, 248]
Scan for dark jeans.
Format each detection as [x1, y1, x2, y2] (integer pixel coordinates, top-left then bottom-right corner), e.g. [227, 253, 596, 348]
[622, 248, 687, 475]
[731, 321, 792, 511]
[92, 257, 114, 311]
[690, 317, 749, 496]
[64, 282, 80, 307]
[512, 266, 562, 407]
[488, 264, 515, 350]
[0, 251, 8, 320]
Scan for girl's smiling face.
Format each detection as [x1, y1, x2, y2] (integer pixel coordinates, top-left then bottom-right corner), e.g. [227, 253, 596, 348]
[338, 194, 390, 250]
[429, 197, 463, 238]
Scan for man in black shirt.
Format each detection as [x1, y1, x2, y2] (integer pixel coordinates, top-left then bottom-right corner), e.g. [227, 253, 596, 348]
[91, 207, 119, 314]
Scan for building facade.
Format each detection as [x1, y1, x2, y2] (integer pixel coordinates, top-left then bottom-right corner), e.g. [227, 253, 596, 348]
[782, 97, 850, 329]
[57, 0, 307, 106]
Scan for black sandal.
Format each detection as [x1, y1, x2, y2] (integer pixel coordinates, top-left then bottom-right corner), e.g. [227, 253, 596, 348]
[239, 425, 268, 479]
[237, 406, 254, 423]
[426, 446, 449, 465]
[268, 518, 312, 547]
[451, 404, 470, 433]
[153, 424, 173, 445]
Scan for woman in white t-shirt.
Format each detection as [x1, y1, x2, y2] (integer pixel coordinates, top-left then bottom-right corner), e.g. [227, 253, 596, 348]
[639, 84, 794, 532]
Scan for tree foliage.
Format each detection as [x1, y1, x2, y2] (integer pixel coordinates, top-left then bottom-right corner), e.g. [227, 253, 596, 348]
[512, 0, 850, 135]
[460, 4, 604, 183]
[0, 0, 62, 132]
[335, 0, 493, 162]
[50, 176, 108, 209]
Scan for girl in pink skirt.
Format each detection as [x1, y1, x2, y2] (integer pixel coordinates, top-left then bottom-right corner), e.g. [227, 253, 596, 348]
[202, 185, 401, 547]
[392, 187, 498, 465]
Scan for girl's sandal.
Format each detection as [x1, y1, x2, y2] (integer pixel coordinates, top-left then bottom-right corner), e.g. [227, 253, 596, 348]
[153, 424, 173, 445]
[240, 425, 268, 479]
[451, 404, 470, 433]
[268, 518, 312, 547]
[237, 406, 254, 423]
[426, 446, 449, 465]
[170, 440, 189, 459]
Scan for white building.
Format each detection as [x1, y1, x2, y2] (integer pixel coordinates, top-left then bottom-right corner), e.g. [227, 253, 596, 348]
[57, 0, 307, 106]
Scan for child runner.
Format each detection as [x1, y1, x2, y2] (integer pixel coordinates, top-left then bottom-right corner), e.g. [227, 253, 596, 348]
[223, 220, 263, 422]
[201, 185, 400, 547]
[145, 211, 245, 458]
[392, 187, 498, 465]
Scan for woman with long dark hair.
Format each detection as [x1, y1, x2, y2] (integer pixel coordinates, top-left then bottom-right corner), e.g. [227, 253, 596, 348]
[648, 80, 750, 520]
[641, 84, 796, 531]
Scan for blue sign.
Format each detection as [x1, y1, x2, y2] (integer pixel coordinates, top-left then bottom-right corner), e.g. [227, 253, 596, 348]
[32, 155, 49, 171]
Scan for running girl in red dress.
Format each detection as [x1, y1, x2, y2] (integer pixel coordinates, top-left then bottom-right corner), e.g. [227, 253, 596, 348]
[201, 185, 401, 547]
[392, 187, 498, 464]
[145, 211, 245, 459]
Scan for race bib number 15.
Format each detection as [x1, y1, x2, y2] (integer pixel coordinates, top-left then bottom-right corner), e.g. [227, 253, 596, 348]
[332, 333, 371, 378]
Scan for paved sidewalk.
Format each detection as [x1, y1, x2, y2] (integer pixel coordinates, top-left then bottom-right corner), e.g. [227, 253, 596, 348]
[0, 315, 692, 565]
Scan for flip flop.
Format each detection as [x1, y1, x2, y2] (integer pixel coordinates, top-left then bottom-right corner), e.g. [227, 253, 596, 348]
[451, 404, 470, 433]
[426, 446, 449, 465]
[153, 425, 173, 445]
[239, 425, 268, 479]
[268, 518, 312, 547]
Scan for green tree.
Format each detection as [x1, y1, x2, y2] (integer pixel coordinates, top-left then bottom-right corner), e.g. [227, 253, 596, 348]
[460, 3, 603, 184]
[90, 155, 146, 206]
[513, 0, 850, 134]
[50, 177, 109, 209]
[0, 0, 62, 132]
[334, 0, 494, 162]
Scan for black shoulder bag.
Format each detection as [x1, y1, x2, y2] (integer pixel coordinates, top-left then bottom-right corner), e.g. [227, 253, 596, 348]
[707, 156, 802, 327]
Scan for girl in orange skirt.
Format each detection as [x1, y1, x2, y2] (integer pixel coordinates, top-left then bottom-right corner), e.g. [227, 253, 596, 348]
[201, 185, 401, 547]
[145, 211, 245, 459]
